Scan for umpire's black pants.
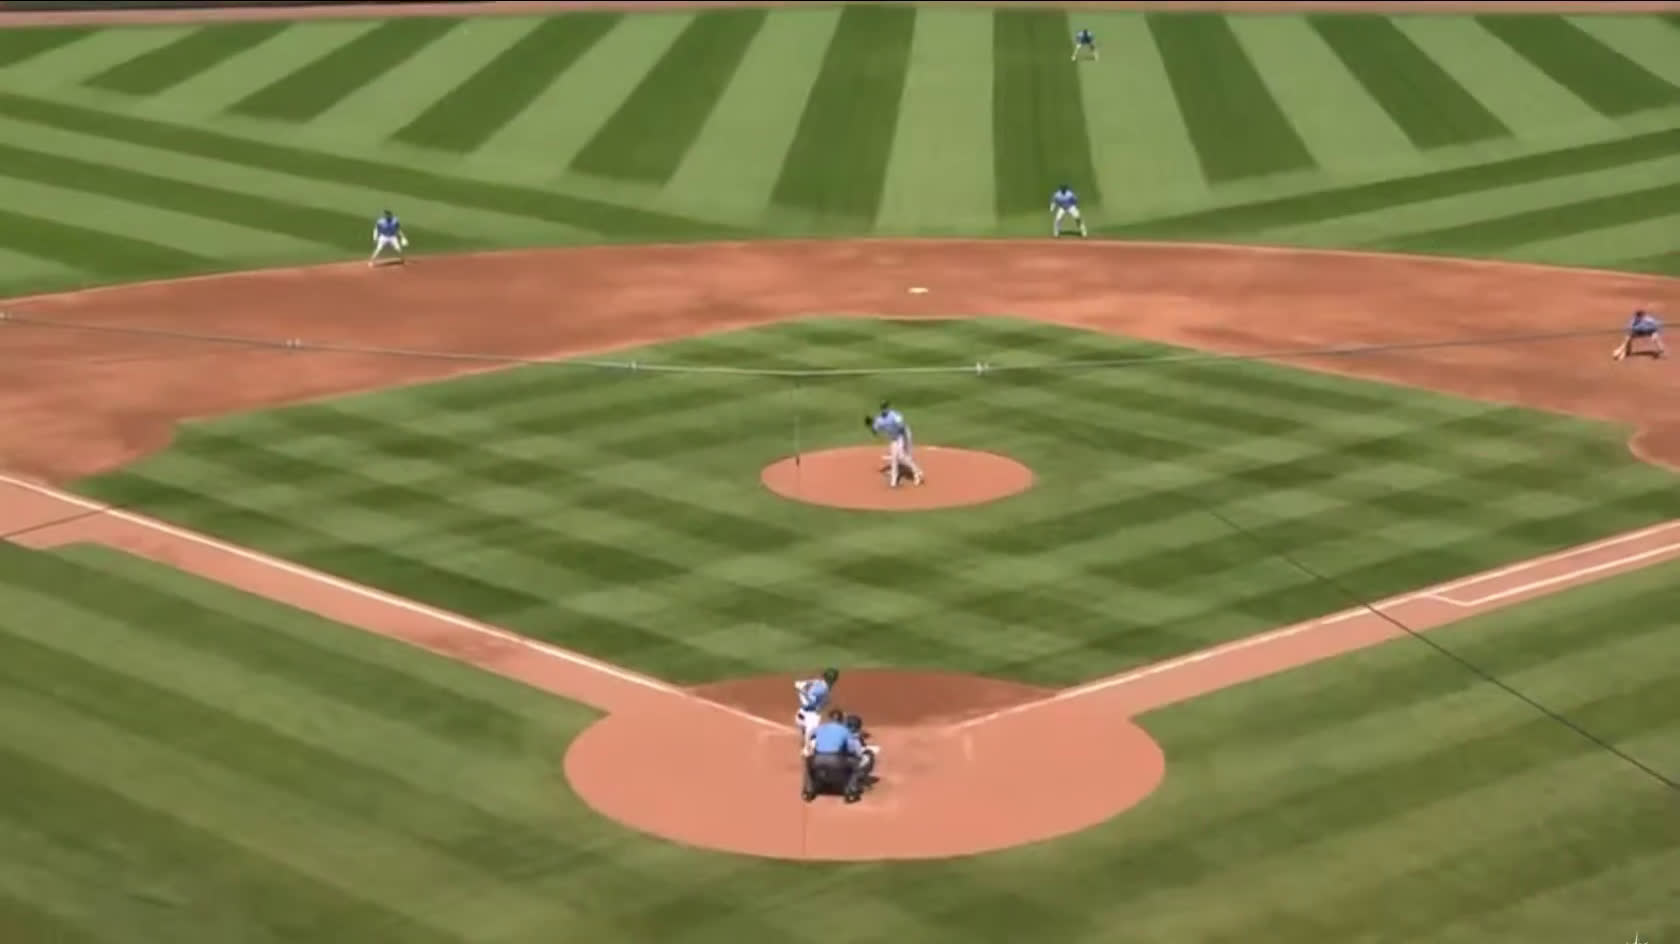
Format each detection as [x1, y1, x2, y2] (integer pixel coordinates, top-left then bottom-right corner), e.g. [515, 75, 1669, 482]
[805, 752, 862, 795]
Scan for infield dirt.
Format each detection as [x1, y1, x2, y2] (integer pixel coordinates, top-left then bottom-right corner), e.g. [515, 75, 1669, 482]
[1, 238, 1676, 858]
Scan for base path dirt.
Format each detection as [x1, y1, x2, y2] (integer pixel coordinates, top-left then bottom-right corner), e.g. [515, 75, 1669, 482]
[1, 240, 1677, 859]
[760, 446, 1034, 512]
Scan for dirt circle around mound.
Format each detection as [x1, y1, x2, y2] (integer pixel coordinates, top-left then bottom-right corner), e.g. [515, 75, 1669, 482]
[562, 670, 1167, 861]
[760, 446, 1035, 511]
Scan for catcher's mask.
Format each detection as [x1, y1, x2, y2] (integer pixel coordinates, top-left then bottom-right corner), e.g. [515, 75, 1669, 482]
[844, 714, 863, 733]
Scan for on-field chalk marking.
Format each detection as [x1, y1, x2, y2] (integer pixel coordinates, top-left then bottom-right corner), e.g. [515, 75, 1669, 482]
[945, 518, 1680, 732]
[0, 474, 783, 733]
[1434, 541, 1680, 607]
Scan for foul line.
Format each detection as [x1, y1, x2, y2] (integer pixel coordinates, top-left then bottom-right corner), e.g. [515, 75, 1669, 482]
[0, 474, 783, 733]
[1432, 541, 1680, 608]
[946, 519, 1680, 732]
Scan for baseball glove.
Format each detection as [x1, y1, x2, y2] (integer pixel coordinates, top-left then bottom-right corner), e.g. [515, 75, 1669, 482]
[862, 415, 874, 430]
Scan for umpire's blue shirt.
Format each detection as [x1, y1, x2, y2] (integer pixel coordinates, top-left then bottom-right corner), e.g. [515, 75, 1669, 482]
[810, 721, 854, 754]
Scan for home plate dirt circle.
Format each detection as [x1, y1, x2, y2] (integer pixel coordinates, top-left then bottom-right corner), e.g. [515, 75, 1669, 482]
[562, 671, 1166, 861]
[760, 446, 1034, 511]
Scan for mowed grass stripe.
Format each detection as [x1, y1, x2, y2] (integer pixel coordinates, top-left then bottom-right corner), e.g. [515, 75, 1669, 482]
[659, 9, 838, 217]
[393, 14, 619, 154]
[1108, 125, 1680, 237]
[131, 19, 382, 120]
[1477, 15, 1680, 117]
[1569, 16, 1680, 91]
[1227, 15, 1414, 173]
[1393, 15, 1605, 142]
[1375, 179, 1680, 254]
[0, 888, 102, 944]
[82, 22, 289, 96]
[1077, 13, 1207, 215]
[0, 140, 382, 253]
[993, 9, 1099, 217]
[0, 26, 196, 90]
[0, 92, 733, 237]
[1250, 152, 1680, 250]
[570, 10, 765, 184]
[1308, 14, 1508, 149]
[0, 745, 464, 944]
[0, 26, 88, 68]
[0, 112, 577, 250]
[770, 5, 914, 219]
[0, 205, 211, 278]
[0, 614, 616, 895]
[876, 8, 994, 231]
[1147, 13, 1314, 183]
[230, 18, 458, 122]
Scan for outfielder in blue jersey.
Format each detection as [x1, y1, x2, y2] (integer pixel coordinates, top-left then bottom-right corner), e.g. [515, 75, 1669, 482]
[866, 401, 925, 488]
[1051, 185, 1088, 238]
[1613, 308, 1665, 361]
[369, 210, 406, 267]
[1072, 28, 1097, 61]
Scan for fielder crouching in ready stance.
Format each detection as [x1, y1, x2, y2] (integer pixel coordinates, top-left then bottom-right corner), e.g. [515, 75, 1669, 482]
[1612, 308, 1665, 361]
[369, 209, 408, 267]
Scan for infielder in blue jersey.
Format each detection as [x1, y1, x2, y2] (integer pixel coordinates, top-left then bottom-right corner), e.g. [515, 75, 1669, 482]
[1051, 184, 1088, 238]
[369, 209, 407, 267]
[1613, 308, 1665, 361]
[795, 668, 840, 749]
[1072, 28, 1098, 61]
[865, 401, 926, 488]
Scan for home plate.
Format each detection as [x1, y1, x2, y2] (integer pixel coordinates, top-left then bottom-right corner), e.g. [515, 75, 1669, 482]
[908, 286, 929, 294]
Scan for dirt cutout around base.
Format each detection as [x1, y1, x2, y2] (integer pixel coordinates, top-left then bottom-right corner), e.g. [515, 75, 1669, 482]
[1, 239, 1677, 861]
[566, 671, 1165, 861]
[761, 446, 1034, 511]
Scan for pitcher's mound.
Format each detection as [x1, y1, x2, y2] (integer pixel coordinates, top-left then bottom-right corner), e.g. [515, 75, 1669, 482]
[761, 446, 1033, 511]
[563, 670, 1165, 861]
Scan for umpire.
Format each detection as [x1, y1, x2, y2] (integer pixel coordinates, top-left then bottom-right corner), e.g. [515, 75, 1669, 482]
[803, 709, 867, 803]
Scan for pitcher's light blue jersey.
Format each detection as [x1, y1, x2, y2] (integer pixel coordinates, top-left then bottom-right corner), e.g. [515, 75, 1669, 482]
[872, 409, 909, 442]
[1052, 187, 1079, 210]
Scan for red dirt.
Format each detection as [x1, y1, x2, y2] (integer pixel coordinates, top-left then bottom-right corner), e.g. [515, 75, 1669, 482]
[2, 240, 1677, 859]
[760, 445, 1034, 511]
[567, 670, 1166, 861]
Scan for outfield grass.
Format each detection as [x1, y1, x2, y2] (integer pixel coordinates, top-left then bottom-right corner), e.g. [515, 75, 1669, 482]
[0, 9, 1677, 286]
[1, 541, 1670, 943]
[73, 317, 1680, 685]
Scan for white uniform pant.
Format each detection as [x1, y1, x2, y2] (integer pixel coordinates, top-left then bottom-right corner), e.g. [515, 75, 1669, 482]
[1053, 206, 1084, 231]
[884, 436, 923, 486]
[796, 709, 821, 740]
[372, 234, 404, 258]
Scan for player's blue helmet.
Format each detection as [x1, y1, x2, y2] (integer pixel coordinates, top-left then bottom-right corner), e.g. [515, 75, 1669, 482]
[1059, 183, 1070, 192]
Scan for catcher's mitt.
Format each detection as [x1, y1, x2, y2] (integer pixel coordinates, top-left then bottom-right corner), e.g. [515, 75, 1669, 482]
[862, 415, 874, 431]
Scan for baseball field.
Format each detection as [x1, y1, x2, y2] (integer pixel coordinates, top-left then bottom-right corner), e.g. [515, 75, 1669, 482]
[0, 1, 1677, 941]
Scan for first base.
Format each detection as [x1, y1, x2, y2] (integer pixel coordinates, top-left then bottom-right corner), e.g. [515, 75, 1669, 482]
[908, 286, 929, 295]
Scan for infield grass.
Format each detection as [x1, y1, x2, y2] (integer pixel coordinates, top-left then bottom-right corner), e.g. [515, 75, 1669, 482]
[74, 317, 1680, 686]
